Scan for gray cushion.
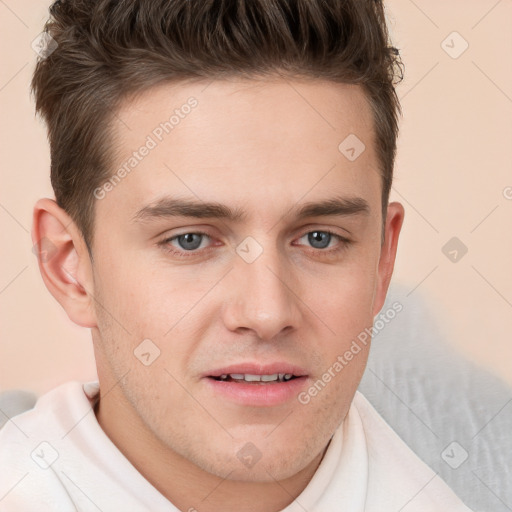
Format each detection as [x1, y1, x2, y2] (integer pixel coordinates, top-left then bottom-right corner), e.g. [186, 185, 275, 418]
[0, 389, 37, 430]
[359, 284, 512, 512]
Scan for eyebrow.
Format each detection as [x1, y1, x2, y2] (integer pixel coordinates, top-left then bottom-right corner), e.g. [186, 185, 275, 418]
[132, 195, 370, 223]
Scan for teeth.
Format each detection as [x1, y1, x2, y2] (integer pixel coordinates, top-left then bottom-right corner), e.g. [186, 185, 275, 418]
[243, 374, 262, 382]
[216, 373, 295, 382]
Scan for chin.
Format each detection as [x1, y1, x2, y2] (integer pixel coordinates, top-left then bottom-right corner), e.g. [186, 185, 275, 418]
[208, 456, 309, 483]
[190, 436, 320, 483]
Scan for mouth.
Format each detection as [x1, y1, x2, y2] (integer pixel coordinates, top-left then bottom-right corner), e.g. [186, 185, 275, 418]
[209, 373, 298, 383]
[203, 363, 309, 406]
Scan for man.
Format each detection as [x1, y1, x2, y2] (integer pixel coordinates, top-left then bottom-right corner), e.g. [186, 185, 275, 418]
[0, 0, 473, 510]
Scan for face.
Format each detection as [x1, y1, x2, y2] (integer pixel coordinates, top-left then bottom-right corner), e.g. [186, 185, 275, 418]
[78, 78, 402, 482]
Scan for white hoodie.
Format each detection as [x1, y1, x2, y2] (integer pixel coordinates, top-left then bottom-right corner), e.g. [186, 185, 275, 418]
[0, 381, 473, 511]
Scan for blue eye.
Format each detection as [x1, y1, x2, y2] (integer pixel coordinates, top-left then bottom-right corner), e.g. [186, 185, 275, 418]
[302, 231, 333, 249]
[295, 230, 350, 253]
[165, 232, 211, 253]
[174, 233, 207, 251]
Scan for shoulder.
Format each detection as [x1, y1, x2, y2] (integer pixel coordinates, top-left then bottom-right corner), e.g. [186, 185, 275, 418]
[0, 381, 97, 511]
[0, 380, 95, 443]
[0, 381, 172, 511]
[350, 391, 474, 511]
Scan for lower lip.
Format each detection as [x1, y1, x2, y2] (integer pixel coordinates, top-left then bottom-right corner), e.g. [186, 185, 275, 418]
[204, 377, 309, 407]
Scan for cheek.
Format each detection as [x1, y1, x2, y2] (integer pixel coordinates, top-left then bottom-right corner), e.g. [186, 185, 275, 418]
[92, 250, 211, 379]
[312, 261, 378, 327]
[299, 255, 378, 380]
[93, 247, 181, 332]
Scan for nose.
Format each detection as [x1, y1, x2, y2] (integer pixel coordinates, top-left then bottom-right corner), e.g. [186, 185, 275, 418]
[221, 241, 302, 341]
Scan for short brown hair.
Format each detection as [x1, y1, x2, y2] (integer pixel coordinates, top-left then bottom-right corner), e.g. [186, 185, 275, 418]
[31, 0, 403, 251]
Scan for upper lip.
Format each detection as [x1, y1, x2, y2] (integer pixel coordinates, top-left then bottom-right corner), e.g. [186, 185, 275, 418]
[205, 362, 308, 378]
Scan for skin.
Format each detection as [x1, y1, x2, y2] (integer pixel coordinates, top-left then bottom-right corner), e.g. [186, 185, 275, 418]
[32, 77, 404, 512]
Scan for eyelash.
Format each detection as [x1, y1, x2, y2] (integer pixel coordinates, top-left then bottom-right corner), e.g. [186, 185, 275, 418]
[158, 229, 351, 259]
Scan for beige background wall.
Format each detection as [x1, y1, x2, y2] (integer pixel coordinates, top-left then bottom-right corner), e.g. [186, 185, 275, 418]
[1, 0, 511, 395]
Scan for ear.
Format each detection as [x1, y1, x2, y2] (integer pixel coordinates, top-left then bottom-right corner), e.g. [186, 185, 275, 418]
[372, 201, 405, 316]
[31, 198, 97, 328]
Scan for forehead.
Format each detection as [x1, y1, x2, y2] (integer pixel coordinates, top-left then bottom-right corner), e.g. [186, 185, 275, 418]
[101, 77, 380, 224]
[113, 77, 374, 151]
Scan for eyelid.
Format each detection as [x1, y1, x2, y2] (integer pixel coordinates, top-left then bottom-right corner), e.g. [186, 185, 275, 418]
[160, 230, 213, 250]
[297, 226, 351, 241]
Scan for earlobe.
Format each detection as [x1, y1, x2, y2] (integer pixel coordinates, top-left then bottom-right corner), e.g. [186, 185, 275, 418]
[372, 201, 405, 316]
[32, 198, 97, 328]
